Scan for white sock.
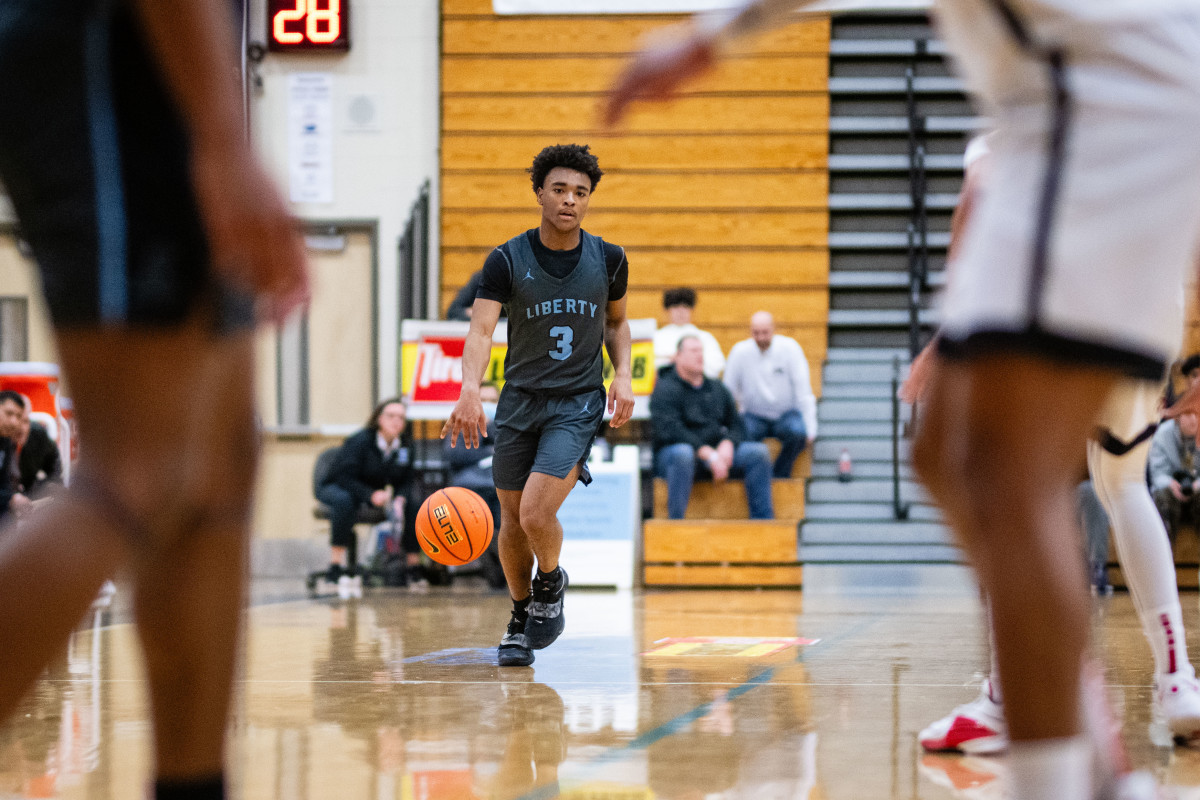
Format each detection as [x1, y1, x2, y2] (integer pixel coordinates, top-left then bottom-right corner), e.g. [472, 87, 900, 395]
[1090, 438, 1192, 676]
[1146, 602, 1191, 677]
[1008, 736, 1091, 800]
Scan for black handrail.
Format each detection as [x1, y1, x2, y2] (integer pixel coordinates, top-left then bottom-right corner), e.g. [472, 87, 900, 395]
[904, 65, 929, 359]
[891, 356, 910, 520]
[399, 180, 432, 321]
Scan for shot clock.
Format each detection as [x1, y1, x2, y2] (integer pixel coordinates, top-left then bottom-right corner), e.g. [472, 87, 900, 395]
[268, 0, 350, 52]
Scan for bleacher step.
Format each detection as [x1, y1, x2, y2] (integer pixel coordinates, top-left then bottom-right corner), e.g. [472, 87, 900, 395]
[828, 308, 940, 328]
[824, 361, 909, 383]
[799, 543, 962, 564]
[652, 478, 805, 520]
[821, 382, 900, 400]
[825, 346, 912, 362]
[815, 438, 911, 462]
[809, 460, 914, 479]
[816, 421, 896, 438]
[818, 398, 911, 422]
[801, 520, 951, 546]
[808, 478, 930, 504]
[803, 501, 941, 522]
[829, 232, 952, 250]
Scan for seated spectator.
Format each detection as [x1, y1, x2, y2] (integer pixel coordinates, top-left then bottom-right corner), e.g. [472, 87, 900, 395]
[652, 287, 726, 378]
[315, 398, 420, 590]
[1148, 409, 1200, 544]
[1077, 478, 1112, 595]
[446, 269, 507, 322]
[1165, 353, 1200, 409]
[0, 391, 31, 521]
[723, 311, 817, 479]
[16, 405, 62, 500]
[442, 383, 506, 588]
[651, 336, 773, 519]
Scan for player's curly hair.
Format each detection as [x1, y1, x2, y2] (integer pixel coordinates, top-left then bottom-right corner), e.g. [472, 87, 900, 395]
[528, 144, 603, 192]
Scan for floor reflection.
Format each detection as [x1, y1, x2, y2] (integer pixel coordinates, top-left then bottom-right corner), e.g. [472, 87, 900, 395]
[7, 586, 1200, 798]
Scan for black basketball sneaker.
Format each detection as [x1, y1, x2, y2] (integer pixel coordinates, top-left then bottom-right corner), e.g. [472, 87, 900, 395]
[525, 566, 568, 650]
[498, 610, 535, 667]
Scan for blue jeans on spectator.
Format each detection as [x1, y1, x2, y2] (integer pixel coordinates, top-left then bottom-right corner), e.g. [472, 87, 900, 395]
[316, 483, 359, 548]
[654, 442, 774, 520]
[742, 410, 809, 479]
[1077, 479, 1110, 592]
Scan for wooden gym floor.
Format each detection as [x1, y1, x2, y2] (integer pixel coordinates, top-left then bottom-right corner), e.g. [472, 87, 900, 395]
[4, 576, 1200, 799]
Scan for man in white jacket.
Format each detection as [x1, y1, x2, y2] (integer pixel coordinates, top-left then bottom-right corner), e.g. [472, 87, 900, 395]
[723, 311, 817, 478]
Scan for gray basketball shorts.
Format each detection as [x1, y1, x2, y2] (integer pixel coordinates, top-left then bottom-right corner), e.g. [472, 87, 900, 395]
[492, 385, 606, 491]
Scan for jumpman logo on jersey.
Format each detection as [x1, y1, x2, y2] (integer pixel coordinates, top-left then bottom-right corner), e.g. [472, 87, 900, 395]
[581, 402, 589, 415]
[523, 269, 534, 281]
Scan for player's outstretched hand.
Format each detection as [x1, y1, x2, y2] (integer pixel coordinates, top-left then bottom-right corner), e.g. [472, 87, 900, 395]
[191, 140, 310, 324]
[608, 376, 636, 428]
[898, 340, 938, 404]
[603, 26, 717, 127]
[441, 392, 488, 449]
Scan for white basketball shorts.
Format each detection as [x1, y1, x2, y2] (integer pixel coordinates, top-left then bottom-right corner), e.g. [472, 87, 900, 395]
[933, 0, 1200, 380]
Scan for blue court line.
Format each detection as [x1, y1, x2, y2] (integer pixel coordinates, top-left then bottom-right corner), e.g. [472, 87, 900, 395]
[510, 665, 777, 800]
[507, 617, 880, 800]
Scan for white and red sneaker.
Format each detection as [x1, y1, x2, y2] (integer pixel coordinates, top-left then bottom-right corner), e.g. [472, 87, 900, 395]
[919, 679, 1008, 755]
[1155, 668, 1200, 744]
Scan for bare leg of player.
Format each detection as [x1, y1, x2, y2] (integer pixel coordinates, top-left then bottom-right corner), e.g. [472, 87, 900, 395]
[0, 316, 258, 792]
[915, 352, 1118, 800]
[498, 488, 533, 602]
[517, 466, 580, 576]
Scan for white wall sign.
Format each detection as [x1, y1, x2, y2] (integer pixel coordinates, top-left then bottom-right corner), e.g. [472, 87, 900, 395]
[494, 0, 930, 13]
[287, 73, 334, 204]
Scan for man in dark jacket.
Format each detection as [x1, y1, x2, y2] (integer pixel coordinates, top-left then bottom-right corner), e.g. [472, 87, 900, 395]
[650, 335, 773, 519]
[0, 391, 31, 520]
[16, 407, 62, 500]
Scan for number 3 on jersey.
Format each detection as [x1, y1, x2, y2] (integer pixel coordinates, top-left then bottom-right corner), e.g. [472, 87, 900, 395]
[548, 326, 574, 361]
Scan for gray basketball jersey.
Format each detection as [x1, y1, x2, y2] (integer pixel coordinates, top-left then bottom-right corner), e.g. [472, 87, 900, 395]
[502, 230, 609, 393]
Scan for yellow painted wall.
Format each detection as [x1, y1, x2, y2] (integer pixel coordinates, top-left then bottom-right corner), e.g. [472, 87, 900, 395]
[0, 234, 57, 364]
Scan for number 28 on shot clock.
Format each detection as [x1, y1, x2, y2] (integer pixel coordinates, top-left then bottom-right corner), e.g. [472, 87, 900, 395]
[268, 0, 350, 52]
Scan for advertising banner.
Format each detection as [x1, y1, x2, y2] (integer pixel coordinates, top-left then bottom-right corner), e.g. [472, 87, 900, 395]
[400, 318, 658, 419]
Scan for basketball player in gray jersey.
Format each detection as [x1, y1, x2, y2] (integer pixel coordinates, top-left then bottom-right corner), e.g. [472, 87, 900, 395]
[443, 144, 635, 667]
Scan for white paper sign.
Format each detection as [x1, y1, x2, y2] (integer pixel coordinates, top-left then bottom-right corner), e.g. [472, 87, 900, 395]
[287, 73, 334, 204]
[494, 0, 929, 12]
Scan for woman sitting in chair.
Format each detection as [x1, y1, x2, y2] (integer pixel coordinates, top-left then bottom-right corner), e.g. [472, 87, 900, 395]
[316, 397, 416, 593]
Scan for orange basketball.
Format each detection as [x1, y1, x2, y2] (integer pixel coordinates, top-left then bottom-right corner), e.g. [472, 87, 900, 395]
[415, 487, 494, 566]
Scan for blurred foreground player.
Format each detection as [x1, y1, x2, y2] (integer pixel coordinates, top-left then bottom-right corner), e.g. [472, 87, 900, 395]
[0, 2, 308, 798]
[442, 144, 634, 667]
[607, 0, 1200, 797]
[915, 137, 1200, 755]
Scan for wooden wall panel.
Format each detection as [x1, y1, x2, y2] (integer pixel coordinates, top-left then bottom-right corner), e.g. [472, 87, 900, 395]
[442, 250, 830, 289]
[442, 172, 828, 210]
[443, 134, 827, 171]
[443, 56, 828, 94]
[440, 5, 831, 384]
[624, 288, 827, 325]
[444, 95, 828, 134]
[443, 17, 830, 55]
[444, 209, 826, 248]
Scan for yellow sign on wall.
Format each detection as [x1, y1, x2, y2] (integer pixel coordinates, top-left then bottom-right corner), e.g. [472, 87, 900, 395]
[400, 318, 658, 416]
